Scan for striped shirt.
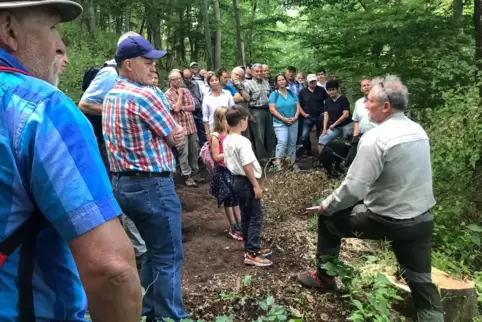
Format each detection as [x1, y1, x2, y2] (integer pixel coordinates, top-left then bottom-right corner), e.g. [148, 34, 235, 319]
[0, 49, 121, 321]
[165, 87, 197, 135]
[103, 77, 177, 173]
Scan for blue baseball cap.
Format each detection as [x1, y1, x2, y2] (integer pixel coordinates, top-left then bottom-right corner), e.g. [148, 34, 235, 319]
[115, 35, 167, 63]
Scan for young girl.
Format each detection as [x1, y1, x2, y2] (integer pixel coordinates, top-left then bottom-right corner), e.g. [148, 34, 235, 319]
[209, 106, 242, 241]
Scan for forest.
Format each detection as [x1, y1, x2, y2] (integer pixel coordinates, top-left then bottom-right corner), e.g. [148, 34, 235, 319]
[60, 0, 482, 321]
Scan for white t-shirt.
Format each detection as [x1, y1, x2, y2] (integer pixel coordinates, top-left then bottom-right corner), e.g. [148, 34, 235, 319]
[202, 90, 235, 131]
[223, 134, 262, 179]
[353, 97, 376, 134]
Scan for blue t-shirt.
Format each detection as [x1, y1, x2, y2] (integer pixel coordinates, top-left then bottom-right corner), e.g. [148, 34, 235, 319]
[0, 49, 121, 321]
[224, 84, 239, 96]
[268, 90, 299, 124]
[80, 64, 118, 138]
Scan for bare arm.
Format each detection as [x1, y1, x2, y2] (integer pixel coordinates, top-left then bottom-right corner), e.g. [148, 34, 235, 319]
[353, 122, 360, 137]
[211, 136, 224, 162]
[232, 92, 244, 103]
[322, 111, 329, 134]
[204, 121, 211, 142]
[294, 101, 301, 119]
[69, 218, 142, 322]
[330, 110, 349, 128]
[269, 103, 289, 123]
[78, 101, 103, 116]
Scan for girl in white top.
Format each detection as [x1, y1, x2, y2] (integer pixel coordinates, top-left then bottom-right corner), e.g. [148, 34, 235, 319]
[202, 73, 235, 141]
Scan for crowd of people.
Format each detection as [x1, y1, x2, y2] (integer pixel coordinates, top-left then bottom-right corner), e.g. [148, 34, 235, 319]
[0, 1, 445, 322]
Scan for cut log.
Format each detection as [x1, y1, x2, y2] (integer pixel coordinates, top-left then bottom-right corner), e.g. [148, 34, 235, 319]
[386, 267, 479, 322]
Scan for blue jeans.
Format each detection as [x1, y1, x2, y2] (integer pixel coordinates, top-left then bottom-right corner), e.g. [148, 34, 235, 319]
[193, 108, 206, 147]
[273, 121, 298, 161]
[301, 115, 324, 154]
[111, 175, 188, 322]
[318, 122, 354, 146]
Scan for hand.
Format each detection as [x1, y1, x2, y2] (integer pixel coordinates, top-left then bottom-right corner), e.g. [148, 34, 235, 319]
[317, 204, 326, 215]
[253, 186, 262, 199]
[177, 87, 184, 96]
[283, 117, 293, 124]
[320, 130, 327, 138]
[329, 124, 336, 130]
[233, 80, 241, 87]
[302, 113, 310, 118]
[173, 126, 185, 147]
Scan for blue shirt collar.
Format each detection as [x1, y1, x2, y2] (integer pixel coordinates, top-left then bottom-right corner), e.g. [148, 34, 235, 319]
[0, 49, 29, 73]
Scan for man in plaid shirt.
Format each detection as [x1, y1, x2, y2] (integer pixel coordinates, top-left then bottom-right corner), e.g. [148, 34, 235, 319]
[165, 70, 205, 187]
[103, 35, 188, 322]
[244, 63, 275, 165]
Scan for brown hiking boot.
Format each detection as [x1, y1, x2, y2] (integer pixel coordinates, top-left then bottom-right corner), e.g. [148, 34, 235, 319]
[297, 271, 337, 293]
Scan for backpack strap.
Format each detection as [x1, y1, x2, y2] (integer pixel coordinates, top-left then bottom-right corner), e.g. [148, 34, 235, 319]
[0, 207, 47, 322]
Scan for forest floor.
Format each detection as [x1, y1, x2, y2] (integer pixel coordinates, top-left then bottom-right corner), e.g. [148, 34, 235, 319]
[175, 133, 383, 322]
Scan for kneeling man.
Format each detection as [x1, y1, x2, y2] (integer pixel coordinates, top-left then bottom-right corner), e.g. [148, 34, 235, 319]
[298, 75, 444, 321]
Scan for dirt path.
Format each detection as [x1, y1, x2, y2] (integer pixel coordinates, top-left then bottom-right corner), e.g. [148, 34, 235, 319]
[175, 163, 353, 321]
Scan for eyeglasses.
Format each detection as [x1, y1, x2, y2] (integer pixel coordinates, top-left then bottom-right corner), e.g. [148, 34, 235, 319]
[379, 79, 392, 105]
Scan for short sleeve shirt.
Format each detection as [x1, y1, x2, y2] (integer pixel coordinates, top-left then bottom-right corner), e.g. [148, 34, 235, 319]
[165, 87, 197, 136]
[353, 97, 376, 134]
[103, 77, 177, 173]
[325, 95, 352, 128]
[80, 65, 118, 138]
[202, 90, 235, 131]
[0, 49, 121, 321]
[223, 134, 262, 178]
[268, 90, 299, 124]
[224, 84, 239, 96]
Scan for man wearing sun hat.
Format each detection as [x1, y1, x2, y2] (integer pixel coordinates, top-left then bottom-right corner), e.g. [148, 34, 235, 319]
[104, 34, 188, 322]
[0, 1, 142, 322]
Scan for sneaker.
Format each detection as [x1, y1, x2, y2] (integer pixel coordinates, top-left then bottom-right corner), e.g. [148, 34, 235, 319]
[292, 164, 301, 173]
[185, 177, 197, 187]
[192, 173, 206, 183]
[244, 252, 273, 267]
[258, 248, 273, 258]
[297, 271, 337, 293]
[228, 229, 243, 241]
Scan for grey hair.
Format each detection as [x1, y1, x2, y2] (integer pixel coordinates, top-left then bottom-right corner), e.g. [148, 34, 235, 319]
[371, 75, 408, 111]
[232, 66, 244, 75]
[117, 31, 139, 45]
[168, 71, 182, 79]
[252, 63, 263, 69]
[262, 64, 269, 69]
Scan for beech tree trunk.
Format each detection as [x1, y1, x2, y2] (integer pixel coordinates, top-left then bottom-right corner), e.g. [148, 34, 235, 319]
[233, 0, 245, 66]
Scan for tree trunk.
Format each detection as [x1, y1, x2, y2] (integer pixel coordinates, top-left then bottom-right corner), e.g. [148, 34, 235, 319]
[213, 0, 222, 69]
[179, 8, 186, 64]
[233, 0, 245, 66]
[201, 0, 213, 70]
[475, 0, 482, 98]
[246, 0, 257, 62]
[453, 0, 463, 27]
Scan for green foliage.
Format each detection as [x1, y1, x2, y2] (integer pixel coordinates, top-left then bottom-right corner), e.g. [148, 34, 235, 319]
[425, 87, 482, 274]
[256, 295, 303, 322]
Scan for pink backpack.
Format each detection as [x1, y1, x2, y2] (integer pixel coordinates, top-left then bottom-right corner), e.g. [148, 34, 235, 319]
[199, 133, 219, 172]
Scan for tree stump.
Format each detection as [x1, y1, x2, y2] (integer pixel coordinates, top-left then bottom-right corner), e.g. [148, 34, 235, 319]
[386, 267, 478, 322]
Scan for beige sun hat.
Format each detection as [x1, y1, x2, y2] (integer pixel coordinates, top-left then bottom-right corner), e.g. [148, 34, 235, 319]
[0, 0, 83, 22]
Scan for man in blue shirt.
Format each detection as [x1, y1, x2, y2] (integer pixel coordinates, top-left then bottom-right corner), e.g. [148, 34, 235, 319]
[0, 1, 141, 321]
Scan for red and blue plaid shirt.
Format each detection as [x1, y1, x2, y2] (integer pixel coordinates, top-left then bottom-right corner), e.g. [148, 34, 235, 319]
[103, 77, 177, 173]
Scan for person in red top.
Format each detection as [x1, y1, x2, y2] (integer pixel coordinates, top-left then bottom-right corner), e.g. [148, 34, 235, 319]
[165, 70, 205, 186]
[209, 106, 242, 240]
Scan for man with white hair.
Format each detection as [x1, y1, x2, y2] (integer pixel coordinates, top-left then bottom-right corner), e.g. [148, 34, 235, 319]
[165, 70, 203, 187]
[298, 75, 444, 321]
[0, 1, 142, 321]
[104, 35, 187, 321]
